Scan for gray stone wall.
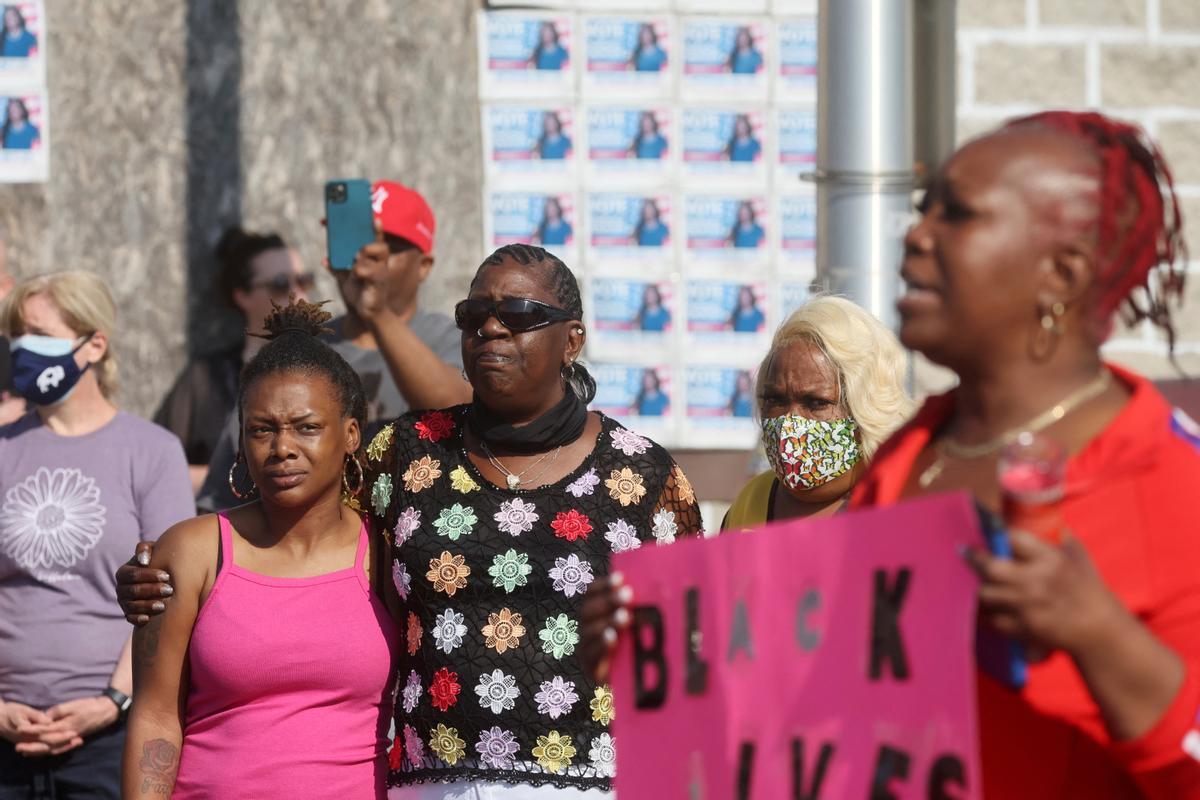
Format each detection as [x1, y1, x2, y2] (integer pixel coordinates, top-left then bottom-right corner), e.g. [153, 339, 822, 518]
[0, 0, 483, 417]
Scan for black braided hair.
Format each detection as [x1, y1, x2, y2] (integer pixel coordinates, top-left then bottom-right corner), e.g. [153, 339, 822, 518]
[473, 243, 597, 404]
[237, 299, 368, 439]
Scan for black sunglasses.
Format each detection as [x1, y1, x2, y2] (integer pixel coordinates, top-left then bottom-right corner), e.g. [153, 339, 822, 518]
[252, 272, 317, 297]
[455, 297, 575, 334]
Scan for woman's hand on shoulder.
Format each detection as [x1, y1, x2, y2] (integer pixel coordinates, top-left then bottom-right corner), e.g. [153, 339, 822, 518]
[116, 515, 220, 625]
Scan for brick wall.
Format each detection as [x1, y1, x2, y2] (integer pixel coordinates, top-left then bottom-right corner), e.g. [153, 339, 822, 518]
[931, 0, 1200, 393]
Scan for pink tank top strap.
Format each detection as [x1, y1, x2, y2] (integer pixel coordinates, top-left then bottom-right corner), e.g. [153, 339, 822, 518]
[352, 521, 370, 594]
[209, 513, 236, 596]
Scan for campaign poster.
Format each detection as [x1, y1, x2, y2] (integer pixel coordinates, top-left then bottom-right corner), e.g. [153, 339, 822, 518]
[680, 18, 769, 101]
[675, 0, 767, 12]
[776, 16, 818, 102]
[485, 191, 578, 264]
[0, 1, 44, 88]
[0, 89, 46, 182]
[586, 192, 673, 263]
[685, 279, 770, 352]
[581, 16, 672, 98]
[779, 279, 815, 322]
[591, 363, 675, 441]
[478, 11, 574, 99]
[681, 107, 767, 185]
[583, 106, 673, 185]
[483, 105, 577, 184]
[682, 364, 762, 448]
[684, 194, 769, 262]
[587, 276, 674, 354]
[778, 191, 817, 270]
[776, 104, 817, 184]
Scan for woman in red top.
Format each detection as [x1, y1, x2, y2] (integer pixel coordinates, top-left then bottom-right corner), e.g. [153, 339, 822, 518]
[853, 111, 1200, 798]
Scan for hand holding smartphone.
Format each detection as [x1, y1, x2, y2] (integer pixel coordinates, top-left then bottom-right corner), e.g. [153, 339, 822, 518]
[325, 180, 375, 270]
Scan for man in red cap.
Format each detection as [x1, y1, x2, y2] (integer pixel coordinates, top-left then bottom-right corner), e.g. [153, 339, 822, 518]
[195, 180, 469, 512]
[330, 180, 470, 416]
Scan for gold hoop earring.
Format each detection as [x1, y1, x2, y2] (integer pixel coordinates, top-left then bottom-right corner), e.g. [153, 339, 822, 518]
[561, 361, 576, 383]
[343, 454, 365, 497]
[228, 454, 256, 500]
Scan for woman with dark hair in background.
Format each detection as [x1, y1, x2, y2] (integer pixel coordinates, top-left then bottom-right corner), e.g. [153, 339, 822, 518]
[120, 244, 703, 798]
[728, 201, 764, 249]
[154, 226, 314, 492]
[534, 111, 572, 161]
[634, 284, 669, 332]
[726, 26, 762, 75]
[723, 114, 761, 163]
[727, 369, 755, 418]
[123, 300, 398, 799]
[1, 98, 38, 150]
[628, 112, 667, 161]
[533, 197, 572, 247]
[727, 285, 764, 333]
[1, 6, 36, 57]
[629, 23, 665, 72]
[529, 21, 568, 71]
[632, 199, 668, 248]
[633, 368, 668, 417]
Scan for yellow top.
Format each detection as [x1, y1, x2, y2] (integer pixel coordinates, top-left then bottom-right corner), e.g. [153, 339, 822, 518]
[721, 470, 777, 532]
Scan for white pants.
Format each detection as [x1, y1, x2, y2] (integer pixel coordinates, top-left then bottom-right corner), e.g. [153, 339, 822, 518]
[388, 782, 612, 800]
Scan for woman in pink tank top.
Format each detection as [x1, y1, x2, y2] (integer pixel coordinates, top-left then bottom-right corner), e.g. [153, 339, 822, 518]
[122, 301, 399, 799]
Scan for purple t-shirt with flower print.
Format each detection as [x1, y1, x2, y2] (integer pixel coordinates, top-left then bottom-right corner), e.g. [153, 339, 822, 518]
[0, 411, 194, 708]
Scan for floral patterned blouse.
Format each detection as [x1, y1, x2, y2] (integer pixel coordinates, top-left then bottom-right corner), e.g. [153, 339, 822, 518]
[363, 405, 702, 791]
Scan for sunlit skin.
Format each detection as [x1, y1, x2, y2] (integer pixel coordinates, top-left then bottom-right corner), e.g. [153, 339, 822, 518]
[759, 339, 866, 516]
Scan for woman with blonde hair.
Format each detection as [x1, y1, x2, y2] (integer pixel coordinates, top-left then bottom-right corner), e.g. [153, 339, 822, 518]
[721, 295, 913, 529]
[0, 271, 192, 799]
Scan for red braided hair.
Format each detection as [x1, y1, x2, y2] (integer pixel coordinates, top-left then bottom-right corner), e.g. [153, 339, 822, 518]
[1002, 111, 1186, 346]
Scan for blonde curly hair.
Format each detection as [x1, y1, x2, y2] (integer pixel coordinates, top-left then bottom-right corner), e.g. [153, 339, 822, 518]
[756, 295, 914, 458]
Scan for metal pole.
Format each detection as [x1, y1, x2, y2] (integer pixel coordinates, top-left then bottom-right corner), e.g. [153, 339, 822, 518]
[815, 0, 916, 332]
[914, 0, 958, 179]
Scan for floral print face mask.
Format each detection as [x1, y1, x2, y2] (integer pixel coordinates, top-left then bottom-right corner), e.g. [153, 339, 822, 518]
[760, 414, 861, 491]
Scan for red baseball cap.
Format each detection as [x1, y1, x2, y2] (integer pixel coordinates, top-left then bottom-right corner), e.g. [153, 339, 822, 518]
[371, 180, 435, 254]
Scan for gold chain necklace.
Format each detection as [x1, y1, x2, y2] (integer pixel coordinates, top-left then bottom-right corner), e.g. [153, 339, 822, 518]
[917, 370, 1113, 489]
[480, 440, 563, 490]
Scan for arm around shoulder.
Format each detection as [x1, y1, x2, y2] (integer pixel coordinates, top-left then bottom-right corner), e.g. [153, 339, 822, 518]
[122, 515, 217, 799]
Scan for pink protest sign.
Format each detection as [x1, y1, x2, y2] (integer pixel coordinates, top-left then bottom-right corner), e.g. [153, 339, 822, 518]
[610, 492, 983, 799]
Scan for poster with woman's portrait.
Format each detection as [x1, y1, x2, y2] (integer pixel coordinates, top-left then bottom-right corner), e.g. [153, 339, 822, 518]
[587, 276, 675, 357]
[684, 279, 771, 352]
[776, 105, 816, 184]
[684, 194, 769, 262]
[584, 106, 673, 185]
[581, 16, 672, 98]
[775, 16, 818, 103]
[0, 91, 46, 182]
[478, 11, 575, 99]
[591, 363, 676, 441]
[681, 107, 767, 184]
[483, 105, 577, 184]
[682, 364, 761, 448]
[680, 18, 769, 101]
[586, 192, 673, 263]
[778, 191, 817, 270]
[485, 191, 578, 264]
[0, 2, 44, 88]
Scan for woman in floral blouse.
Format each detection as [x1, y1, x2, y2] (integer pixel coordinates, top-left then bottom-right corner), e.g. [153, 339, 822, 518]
[118, 244, 701, 797]
[363, 243, 701, 798]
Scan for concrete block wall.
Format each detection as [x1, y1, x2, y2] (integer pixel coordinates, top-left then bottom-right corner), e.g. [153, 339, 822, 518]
[949, 0, 1200, 392]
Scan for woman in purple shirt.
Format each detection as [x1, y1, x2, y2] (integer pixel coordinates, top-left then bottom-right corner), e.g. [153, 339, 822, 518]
[0, 272, 193, 800]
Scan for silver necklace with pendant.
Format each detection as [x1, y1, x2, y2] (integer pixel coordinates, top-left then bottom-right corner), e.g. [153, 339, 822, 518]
[480, 440, 563, 490]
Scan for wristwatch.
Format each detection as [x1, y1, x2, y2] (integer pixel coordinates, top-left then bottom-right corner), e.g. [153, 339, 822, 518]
[101, 687, 132, 720]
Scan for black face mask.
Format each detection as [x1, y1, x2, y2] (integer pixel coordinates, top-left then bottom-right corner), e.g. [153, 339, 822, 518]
[466, 388, 587, 453]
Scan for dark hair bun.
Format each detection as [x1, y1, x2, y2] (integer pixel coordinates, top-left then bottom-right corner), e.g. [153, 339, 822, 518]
[259, 298, 334, 341]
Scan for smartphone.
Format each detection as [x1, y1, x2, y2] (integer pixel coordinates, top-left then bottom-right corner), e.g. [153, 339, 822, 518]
[974, 503, 1029, 690]
[324, 179, 375, 270]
